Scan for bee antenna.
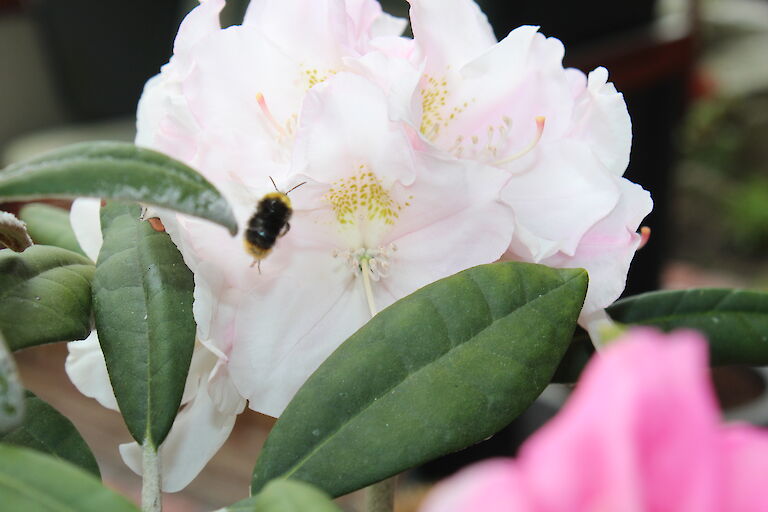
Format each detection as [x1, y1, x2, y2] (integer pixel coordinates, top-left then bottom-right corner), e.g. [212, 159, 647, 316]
[285, 181, 308, 195]
[269, 176, 279, 192]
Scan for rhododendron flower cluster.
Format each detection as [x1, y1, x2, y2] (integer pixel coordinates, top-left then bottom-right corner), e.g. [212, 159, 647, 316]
[420, 329, 768, 512]
[65, 0, 651, 491]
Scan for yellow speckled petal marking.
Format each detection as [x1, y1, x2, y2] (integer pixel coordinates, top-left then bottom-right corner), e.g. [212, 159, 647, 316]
[325, 168, 405, 227]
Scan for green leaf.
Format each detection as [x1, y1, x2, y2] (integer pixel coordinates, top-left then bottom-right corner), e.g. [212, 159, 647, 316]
[0, 444, 138, 511]
[0, 332, 24, 433]
[0, 210, 32, 252]
[222, 480, 341, 512]
[553, 288, 768, 383]
[1, 393, 99, 476]
[252, 262, 588, 497]
[0, 245, 94, 351]
[18, 203, 85, 256]
[0, 141, 237, 234]
[93, 202, 195, 447]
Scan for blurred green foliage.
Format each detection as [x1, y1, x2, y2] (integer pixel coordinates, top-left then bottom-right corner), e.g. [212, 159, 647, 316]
[678, 92, 768, 257]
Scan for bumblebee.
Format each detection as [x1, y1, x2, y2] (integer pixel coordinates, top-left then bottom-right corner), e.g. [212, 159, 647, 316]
[244, 177, 305, 271]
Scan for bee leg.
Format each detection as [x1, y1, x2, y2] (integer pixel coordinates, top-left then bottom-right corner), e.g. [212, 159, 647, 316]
[279, 222, 291, 237]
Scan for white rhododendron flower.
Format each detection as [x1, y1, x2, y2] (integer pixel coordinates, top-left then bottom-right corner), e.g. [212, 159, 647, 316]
[399, 0, 653, 321]
[65, 0, 652, 492]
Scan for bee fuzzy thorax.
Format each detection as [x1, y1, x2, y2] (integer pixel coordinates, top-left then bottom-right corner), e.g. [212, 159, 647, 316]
[244, 192, 293, 268]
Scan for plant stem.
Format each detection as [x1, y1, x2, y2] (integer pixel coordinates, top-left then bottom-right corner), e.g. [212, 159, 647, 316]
[366, 477, 396, 512]
[142, 442, 162, 512]
[359, 261, 395, 512]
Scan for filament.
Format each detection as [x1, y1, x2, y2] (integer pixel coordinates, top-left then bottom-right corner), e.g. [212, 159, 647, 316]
[493, 116, 546, 166]
[256, 93, 287, 137]
[360, 258, 378, 318]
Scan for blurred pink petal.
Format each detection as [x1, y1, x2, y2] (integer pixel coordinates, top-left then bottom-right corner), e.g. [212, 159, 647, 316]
[421, 329, 768, 512]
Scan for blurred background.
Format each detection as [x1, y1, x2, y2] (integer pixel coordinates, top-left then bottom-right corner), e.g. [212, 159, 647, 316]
[1, 0, 767, 510]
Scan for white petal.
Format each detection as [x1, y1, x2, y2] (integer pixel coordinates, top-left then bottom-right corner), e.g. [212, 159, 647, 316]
[228, 252, 366, 417]
[119, 376, 243, 493]
[570, 67, 633, 176]
[370, 12, 408, 38]
[69, 198, 102, 262]
[542, 178, 653, 319]
[343, 49, 423, 125]
[243, 0, 350, 66]
[501, 140, 620, 258]
[173, 0, 224, 54]
[344, 0, 407, 40]
[407, 0, 497, 70]
[65, 332, 118, 411]
[293, 73, 416, 186]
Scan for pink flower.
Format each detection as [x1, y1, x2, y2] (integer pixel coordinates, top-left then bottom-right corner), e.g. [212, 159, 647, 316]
[420, 329, 768, 512]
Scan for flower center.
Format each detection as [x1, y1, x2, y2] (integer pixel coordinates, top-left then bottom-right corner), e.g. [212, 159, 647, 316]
[333, 244, 397, 281]
[325, 168, 408, 283]
[325, 167, 404, 228]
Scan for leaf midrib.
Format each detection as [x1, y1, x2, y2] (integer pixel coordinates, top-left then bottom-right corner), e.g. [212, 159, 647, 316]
[3, 152, 205, 188]
[278, 272, 582, 480]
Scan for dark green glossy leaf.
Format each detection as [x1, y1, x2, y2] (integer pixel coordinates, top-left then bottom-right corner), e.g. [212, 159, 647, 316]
[93, 202, 195, 447]
[0, 210, 32, 252]
[0, 332, 24, 433]
[553, 288, 768, 383]
[223, 480, 341, 512]
[0, 444, 138, 511]
[18, 203, 85, 256]
[0, 245, 94, 351]
[1, 393, 99, 476]
[252, 262, 588, 497]
[0, 141, 237, 234]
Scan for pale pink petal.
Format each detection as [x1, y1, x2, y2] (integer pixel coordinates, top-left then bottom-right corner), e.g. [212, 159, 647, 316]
[243, 0, 351, 65]
[65, 332, 118, 411]
[292, 73, 416, 186]
[569, 67, 633, 175]
[382, 156, 514, 297]
[69, 198, 102, 262]
[344, 0, 407, 41]
[501, 141, 620, 259]
[436, 27, 572, 149]
[173, 0, 224, 54]
[227, 253, 368, 417]
[720, 425, 768, 511]
[407, 0, 497, 71]
[119, 373, 243, 493]
[369, 12, 408, 39]
[516, 329, 722, 512]
[180, 25, 301, 172]
[541, 178, 653, 320]
[420, 459, 532, 512]
[343, 48, 423, 125]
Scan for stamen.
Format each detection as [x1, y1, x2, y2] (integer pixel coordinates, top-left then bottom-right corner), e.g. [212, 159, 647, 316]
[360, 259, 378, 317]
[493, 116, 546, 166]
[256, 93, 287, 137]
[638, 226, 651, 250]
